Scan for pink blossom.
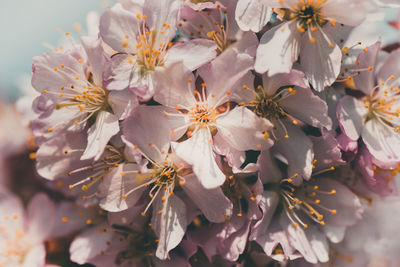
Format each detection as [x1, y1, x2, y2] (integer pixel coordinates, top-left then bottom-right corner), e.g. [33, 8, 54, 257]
[254, 0, 366, 91]
[100, 0, 217, 100]
[0, 191, 55, 267]
[337, 41, 400, 166]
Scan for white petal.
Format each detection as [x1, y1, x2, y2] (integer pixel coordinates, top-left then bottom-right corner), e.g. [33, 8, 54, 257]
[337, 96, 368, 141]
[354, 41, 381, 95]
[99, 3, 139, 52]
[300, 28, 341, 91]
[322, 0, 366, 27]
[81, 111, 119, 161]
[107, 89, 137, 120]
[362, 119, 400, 163]
[235, 0, 272, 32]
[152, 194, 186, 260]
[216, 106, 273, 151]
[172, 128, 225, 189]
[255, 21, 301, 75]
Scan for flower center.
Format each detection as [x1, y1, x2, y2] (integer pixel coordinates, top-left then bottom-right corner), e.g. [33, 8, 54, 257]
[55, 84, 108, 114]
[67, 145, 125, 193]
[189, 103, 218, 128]
[124, 13, 172, 71]
[178, 4, 230, 54]
[278, 178, 337, 229]
[290, 1, 327, 30]
[255, 97, 286, 120]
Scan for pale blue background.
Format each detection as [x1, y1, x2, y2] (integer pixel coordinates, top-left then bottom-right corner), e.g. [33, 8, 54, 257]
[0, 0, 113, 100]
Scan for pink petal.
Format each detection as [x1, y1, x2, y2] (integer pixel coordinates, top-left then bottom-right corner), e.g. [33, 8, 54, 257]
[182, 173, 233, 223]
[279, 86, 332, 129]
[166, 39, 217, 71]
[98, 163, 144, 212]
[27, 193, 57, 242]
[262, 70, 308, 96]
[199, 48, 253, 107]
[154, 61, 197, 108]
[216, 106, 273, 151]
[99, 3, 139, 53]
[81, 35, 108, 86]
[273, 120, 314, 182]
[354, 41, 381, 95]
[70, 223, 114, 264]
[122, 105, 172, 163]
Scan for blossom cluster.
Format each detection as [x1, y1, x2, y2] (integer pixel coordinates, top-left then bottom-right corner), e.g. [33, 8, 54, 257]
[3, 0, 400, 266]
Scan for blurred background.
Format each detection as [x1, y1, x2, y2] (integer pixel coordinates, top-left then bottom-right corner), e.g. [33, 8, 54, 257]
[0, 0, 114, 101]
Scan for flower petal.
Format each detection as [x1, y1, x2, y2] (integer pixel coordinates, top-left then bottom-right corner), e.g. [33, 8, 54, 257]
[27, 193, 57, 242]
[80, 35, 107, 86]
[272, 120, 314, 182]
[70, 223, 114, 264]
[152, 194, 187, 260]
[362, 119, 400, 163]
[255, 21, 301, 75]
[322, 0, 366, 27]
[217, 106, 273, 151]
[182, 173, 233, 223]
[99, 3, 139, 52]
[279, 86, 332, 129]
[154, 61, 197, 108]
[98, 164, 144, 212]
[166, 39, 217, 71]
[337, 95, 368, 141]
[235, 0, 272, 32]
[107, 89, 137, 120]
[81, 111, 119, 161]
[122, 105, 171, 163]
[353, 41, 381, 95]
[300, 28, 342, 91]
[103, 53, 141, 91]
[198, 48, 253, 107]
[172, 128, 225, 189]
